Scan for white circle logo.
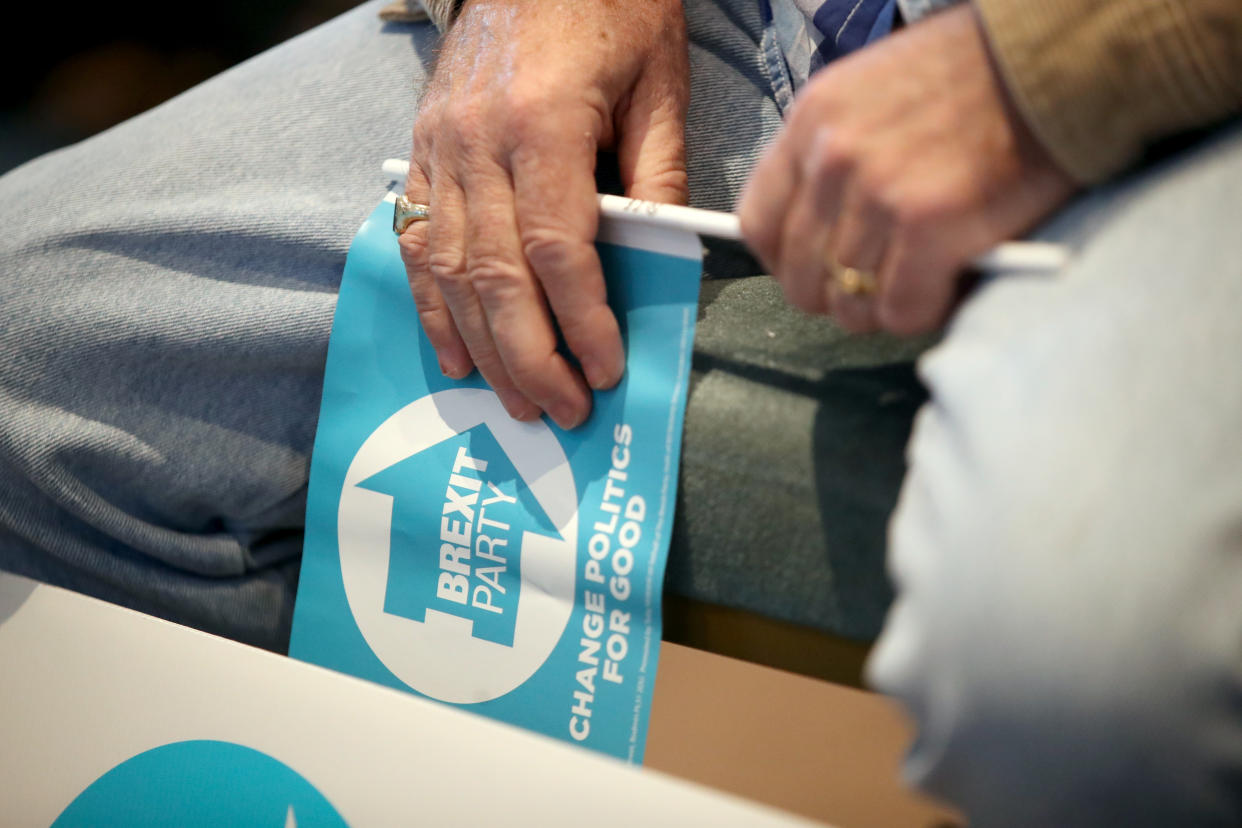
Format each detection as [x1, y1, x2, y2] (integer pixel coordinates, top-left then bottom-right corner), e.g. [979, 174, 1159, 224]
[338, 389, 578, 704]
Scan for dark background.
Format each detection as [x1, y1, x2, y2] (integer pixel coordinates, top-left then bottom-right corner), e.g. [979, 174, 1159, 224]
[0, 0, 360, 174]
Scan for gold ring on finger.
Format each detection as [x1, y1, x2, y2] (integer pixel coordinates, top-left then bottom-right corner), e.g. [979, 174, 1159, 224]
[836, 265, 878, 297]
[393, 195, 432, 234]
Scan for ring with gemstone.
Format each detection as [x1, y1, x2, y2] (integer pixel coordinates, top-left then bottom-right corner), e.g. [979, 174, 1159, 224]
[393, 195, 431, 234]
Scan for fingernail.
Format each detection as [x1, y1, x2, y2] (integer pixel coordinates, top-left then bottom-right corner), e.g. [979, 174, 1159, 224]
[551, 400, 587, 430]
[440, 357, 469, 379]
[581, 356, 620, 391]
[498, 389, 540, 421]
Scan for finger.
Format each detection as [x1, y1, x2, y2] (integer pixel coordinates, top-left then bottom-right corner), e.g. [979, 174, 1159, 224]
[771, 125, 853, 316]
[618, 64, 689, 205]
[738, 135, 798, 274]
[512, 116, 624, 404]
[429, 167, 540, 420]
[804, 126, 850, 225]
[825, 180, 889, 333]
[464, 159, 592, 430]
[775, 179, 833, 316]
[399, 155, 472, 378]
[875, 229, 962, 336]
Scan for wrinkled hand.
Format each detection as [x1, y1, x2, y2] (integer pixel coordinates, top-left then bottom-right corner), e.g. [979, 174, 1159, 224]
[738, 4, 1076, 334]
[400, 0, 689, 428]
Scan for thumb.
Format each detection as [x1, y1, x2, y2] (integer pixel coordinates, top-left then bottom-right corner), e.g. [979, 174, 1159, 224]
[617, 79, 689, 205]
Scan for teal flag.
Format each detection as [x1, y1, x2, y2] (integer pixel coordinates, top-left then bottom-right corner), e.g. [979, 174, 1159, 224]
[290, 195, 702, 762]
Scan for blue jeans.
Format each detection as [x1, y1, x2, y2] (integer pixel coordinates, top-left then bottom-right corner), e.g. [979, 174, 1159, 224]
[0, 0, 783, 650]
[867, 120, 1242, 825]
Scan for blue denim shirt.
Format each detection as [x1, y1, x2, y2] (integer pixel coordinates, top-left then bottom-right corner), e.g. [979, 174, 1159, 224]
[761, 0, 961, 112]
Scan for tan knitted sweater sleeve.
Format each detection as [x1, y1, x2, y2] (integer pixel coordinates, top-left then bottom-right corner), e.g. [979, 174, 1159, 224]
[973, 0, 1242, 184]
[418, 0, 461, 28]
[377, 0, 458, 28]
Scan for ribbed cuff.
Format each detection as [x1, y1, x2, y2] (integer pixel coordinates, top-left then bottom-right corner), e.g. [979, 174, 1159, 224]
[973, 0, 1242, 184]
[421, 0, 465, 29]
[378, 0, 461, 30]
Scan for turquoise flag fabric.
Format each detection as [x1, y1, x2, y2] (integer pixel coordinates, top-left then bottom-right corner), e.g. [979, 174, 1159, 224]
[290, 195, 702, 762]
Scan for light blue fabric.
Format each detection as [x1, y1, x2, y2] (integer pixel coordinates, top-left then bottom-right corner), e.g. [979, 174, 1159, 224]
[765, 0, 896, 95]
[867, 119, 1242, 825]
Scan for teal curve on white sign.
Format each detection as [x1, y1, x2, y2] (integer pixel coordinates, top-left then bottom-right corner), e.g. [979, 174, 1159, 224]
[53, 740, 347, 827]
[289, 196, 703, 762]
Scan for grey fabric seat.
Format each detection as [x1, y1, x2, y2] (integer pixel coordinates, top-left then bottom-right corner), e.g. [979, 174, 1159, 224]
[668, 275, 931, 640]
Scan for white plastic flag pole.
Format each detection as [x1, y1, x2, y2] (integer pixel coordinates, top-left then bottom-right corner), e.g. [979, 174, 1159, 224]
[382, 159, 1069, 274]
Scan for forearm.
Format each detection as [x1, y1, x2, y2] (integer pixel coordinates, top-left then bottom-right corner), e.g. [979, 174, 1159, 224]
[973, 0, 1242, 184]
